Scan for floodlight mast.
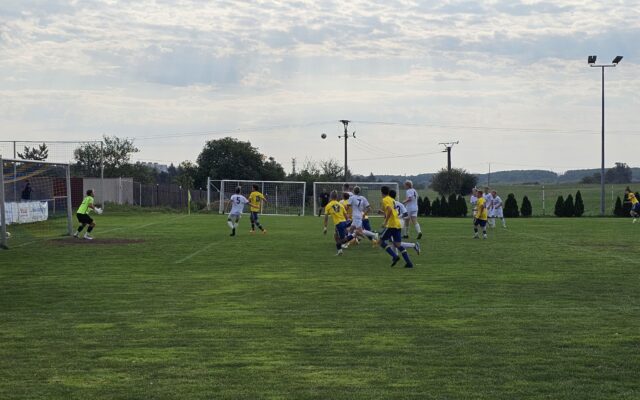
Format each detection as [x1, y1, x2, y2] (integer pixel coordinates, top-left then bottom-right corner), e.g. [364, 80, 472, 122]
[588, 55, 623, 216]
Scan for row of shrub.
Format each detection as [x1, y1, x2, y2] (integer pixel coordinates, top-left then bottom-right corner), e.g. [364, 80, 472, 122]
[553, 191, 585, 217]
[415, 194, 533, 218]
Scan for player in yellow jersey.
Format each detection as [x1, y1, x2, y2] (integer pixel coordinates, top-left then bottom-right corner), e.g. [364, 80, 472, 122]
[340, 192, 353, 221]
[379, 186, 414, 268]
[624, 187, 640, 223]
[473, 189, 488, 239]
[248, 184, 268, 233]
[73, 189, 102, 240]
[323, 191, 355, 255]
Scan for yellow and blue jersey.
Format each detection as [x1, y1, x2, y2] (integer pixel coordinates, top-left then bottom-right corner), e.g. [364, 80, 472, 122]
[476, 197, 488, 221]
[249, 191, 265, 212]
[628, 192, 638, 205]
[382, 195, 401, 229]
[325, 200, 348, 226]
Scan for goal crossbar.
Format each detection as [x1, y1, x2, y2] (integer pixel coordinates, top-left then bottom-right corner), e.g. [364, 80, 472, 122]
[215, 179, 307, 216]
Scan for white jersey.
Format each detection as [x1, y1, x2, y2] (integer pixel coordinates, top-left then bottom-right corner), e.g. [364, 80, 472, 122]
[348, 194, 370, 219]
[484, 194, 494, 210]
[394, 200, 408, 216]
[470, 195, 478, 206]
[405, 188, 419, 211]
[229, 194, 249, 214]
[492, 195, 503, 210]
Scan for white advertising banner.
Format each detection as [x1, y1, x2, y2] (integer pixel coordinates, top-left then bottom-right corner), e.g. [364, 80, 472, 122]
[4, 201, 49, 224]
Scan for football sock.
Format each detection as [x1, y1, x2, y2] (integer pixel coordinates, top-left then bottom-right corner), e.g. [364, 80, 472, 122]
[415, 223, 421, 233]
[251, 222, 255, 230]
[399, 248, 411, 263]
[227, 220, 234, 229]
[363, 230, 376, 239]
[87, 226, 94, 233]
[77, 225, 85, 232]
[401, 242, 415, 248]
[384, 245, 396, 258]
[257, 223, 264, 231]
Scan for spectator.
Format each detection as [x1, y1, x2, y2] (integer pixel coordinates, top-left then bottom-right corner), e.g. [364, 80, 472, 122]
[21, 181, 32, 201]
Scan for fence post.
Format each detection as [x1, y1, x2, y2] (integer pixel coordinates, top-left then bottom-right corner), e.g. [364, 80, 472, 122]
[65, 164, 73, 235]
[0, 156, 7, 249]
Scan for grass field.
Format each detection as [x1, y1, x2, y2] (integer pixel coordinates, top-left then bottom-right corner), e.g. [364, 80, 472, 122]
[1, 212, 639, 399]
[419, 183, 634, 216]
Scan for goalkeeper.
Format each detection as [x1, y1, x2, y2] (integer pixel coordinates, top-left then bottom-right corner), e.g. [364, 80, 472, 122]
[74, 189, 101, 240]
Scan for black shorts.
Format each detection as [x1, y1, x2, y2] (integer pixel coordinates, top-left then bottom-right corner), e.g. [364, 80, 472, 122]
[77, 213, 93, 224]
[473, 218, 487, 227]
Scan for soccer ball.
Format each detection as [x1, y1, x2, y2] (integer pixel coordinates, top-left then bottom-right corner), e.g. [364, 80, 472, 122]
[321, 133, 327, 139]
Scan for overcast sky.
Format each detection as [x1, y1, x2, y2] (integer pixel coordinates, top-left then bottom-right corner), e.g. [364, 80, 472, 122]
[1, 0, 639, 175]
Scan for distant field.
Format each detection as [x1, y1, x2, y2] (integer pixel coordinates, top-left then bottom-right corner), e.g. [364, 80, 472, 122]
[419, 183, 634, 216]
[1, 213, 639, 399]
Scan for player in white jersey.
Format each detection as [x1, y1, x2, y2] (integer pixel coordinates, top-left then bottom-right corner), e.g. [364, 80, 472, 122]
[226, 186, 249, 237]
[470, 188, 479, 218]
[489, 190, 507, 228]
[402, 180, 422, 239]
[348, 186, 378, 242]
[483, 187, 494, 221]
[342, 183, 354, 198]
[390, 189, 421, 255]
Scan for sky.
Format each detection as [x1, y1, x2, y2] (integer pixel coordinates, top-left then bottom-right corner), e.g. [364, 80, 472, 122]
[1, 0, 639, 176]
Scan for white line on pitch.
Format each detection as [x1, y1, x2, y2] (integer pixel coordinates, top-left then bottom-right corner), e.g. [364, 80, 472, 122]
[174, 242, 217, 264]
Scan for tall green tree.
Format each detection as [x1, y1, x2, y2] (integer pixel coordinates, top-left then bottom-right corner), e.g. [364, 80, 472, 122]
[613, 196, 624, 217]
[504, 193, 519, 218]
[18, 143, 48, 161]
[431, 197, 440, 217]
[175, 161, 198, 190]
[574, 191, 585, 217]
[430, 168, 478, 196]
[605, 162, 632, 184]
[422, 196, 432, 216]
[447, 194, 458, 217]
[554, 195, 565, 217]
[73, 135, 139, 177]
[457, 195, 468, 217]
[563, 194, 575, 217]
[439, 195, 449, 217]
[520, 196, 532, 217]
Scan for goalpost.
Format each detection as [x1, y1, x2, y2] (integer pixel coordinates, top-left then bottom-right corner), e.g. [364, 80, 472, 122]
[213, 179, 306, 216]
[313, 181, 400, 216]
[1, 157, 73, 249]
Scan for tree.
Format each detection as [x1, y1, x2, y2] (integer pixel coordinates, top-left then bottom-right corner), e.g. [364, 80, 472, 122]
[18, 143, 48, 161]
[118, 162, 157, 184]
[520, 196, 532, 217]
[175, 161, 198, 190]
[431, 197, 440, 217]
[504, 193, 519, 218]
[439, 195, 449, 217]
[261, 156, 286, 181]
[196, 137, 284, 186]
[447, 194, 458, 217]
[430, 168, 478, 196]
[73, 135, 139, 177]
[613, 196, 624, 217]
[422, 196, 432, 216]
[417, 197, 424, 215]
[554, 195, 565, 217]
[457, 195, 468, 217]
[574, 191, 585, 217]
[605, 162, 632, 184]
[563, 194, 575, 217]
[319, 159, 344, 181]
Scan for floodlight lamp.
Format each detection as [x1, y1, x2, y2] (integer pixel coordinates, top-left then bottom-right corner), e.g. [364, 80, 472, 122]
[612, 55, 623, 64]
[588, 55, 597, 64]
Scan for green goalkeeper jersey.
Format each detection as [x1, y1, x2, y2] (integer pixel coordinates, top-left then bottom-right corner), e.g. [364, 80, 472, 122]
[77, 196, 94, 214]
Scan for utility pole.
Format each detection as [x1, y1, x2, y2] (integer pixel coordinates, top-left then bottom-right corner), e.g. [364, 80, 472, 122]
[439, 141, 459, 171]
[339, 120, 355, 182]
[291, 158, 297, 175]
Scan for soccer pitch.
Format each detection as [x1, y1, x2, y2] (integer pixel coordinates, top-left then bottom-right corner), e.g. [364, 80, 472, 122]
[1, 213, 639, 399]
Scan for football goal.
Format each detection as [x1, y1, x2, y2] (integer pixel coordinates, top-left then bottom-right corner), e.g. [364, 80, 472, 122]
[212, 179, 306, 216]
[313, 181, 400, 216]
[1, 157, 73, 249]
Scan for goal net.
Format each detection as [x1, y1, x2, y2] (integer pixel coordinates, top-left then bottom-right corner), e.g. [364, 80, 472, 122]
[214, 180, 306, 216]
[313, 181, 400, 216]
[1, 157, 73, 249]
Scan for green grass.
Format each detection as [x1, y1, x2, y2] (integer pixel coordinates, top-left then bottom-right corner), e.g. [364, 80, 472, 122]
[1, 213, 639, 399]
[419, 183, 634, 216]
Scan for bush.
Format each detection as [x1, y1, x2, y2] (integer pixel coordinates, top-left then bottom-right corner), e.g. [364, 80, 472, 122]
[503, 193, 519, 218]
[564, 194, 575, 217]
[457, 195, 468, 217]
[574, 191, 584, 217]
[439, 195, 449, 217]
[447, 194, 458, 217]
[554, 195, 565, 217]
[520, 196, 532, 217]
[422, 196, 431, 216]
[614, 196, 624, 217]
[431, 197, 440, 217]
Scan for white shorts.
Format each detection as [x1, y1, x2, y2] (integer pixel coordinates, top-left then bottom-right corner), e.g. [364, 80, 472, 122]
[491, 208, 504, 218]
[407, 209, 418, 217]
[228, 212, 241, 219]
[353, 217, 363, 229]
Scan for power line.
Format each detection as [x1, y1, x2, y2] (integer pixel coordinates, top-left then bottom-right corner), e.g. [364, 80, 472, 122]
[351, 150, 442, 162]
